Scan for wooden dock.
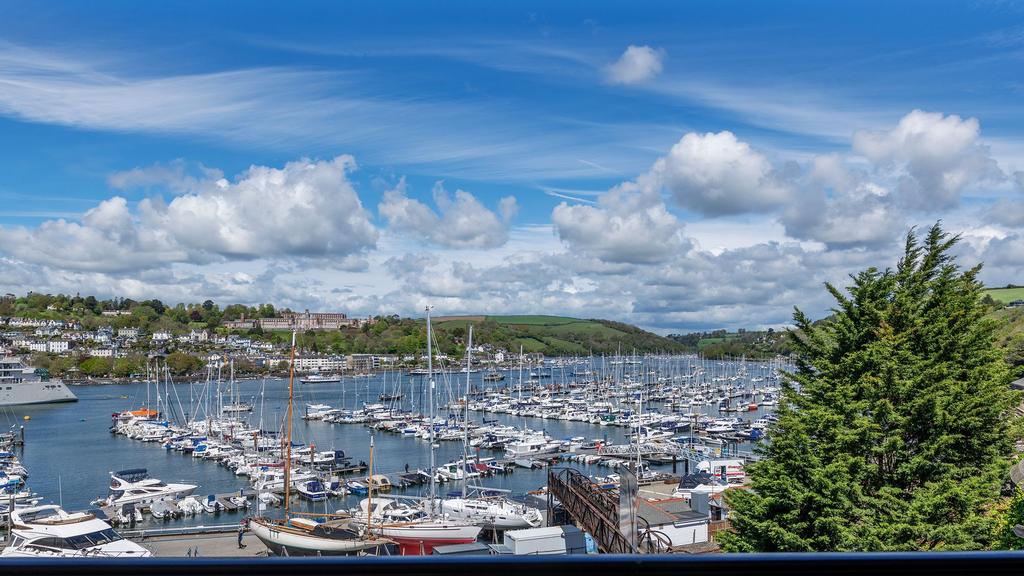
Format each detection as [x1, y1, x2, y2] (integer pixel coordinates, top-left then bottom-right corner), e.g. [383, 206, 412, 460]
[138, 530, 268, 557]
[101, 489, 258, 524]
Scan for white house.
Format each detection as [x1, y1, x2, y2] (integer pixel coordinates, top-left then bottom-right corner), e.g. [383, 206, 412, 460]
[89, 348, 114, 358]
[118, 328, 140, 339]
[11, 338, 33, 349]
[152, 331, 172, 342]
[46, 340, 69, 353]
[293, 356, 347, 373]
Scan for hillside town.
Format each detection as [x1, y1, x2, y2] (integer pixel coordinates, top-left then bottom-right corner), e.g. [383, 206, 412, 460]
[0, 301, 544, 380]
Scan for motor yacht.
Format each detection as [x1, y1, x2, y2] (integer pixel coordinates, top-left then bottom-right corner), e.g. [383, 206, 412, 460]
[102, 469, 197, 507]
[1, 505, 150, 557]
[503, 434, 561, 459]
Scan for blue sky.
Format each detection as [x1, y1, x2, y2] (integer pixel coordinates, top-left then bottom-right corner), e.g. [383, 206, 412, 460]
[1, 1, 1023, 332]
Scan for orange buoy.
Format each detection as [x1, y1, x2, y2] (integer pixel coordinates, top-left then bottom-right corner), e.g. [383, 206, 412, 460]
[22, 415, 30, 421]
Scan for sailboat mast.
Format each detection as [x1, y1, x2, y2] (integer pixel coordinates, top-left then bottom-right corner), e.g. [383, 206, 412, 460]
[518, 344, 523, 401]
[367, 435, 374, 532]
[462, 325, 472, 499]
[426, 306, 436, 515]
[284, 331, 296, 515]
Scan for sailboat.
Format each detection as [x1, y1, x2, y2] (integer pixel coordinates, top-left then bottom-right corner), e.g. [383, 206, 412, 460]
[432, 325, 544, 530]
[350, 306, 482, 555]
[249, 332, 391, 556]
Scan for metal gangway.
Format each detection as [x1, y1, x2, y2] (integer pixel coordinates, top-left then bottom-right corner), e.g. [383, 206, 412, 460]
[547, 468, 634, 554]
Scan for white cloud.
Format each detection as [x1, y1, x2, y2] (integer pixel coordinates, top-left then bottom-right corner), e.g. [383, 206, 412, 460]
[0, 42, 671, 182]
[499, 196, 519, 222]
[604, 45, 665, 85]
[852, 110, 1003, 209]
[552, 200, 689, 264]
[0, 197, 184, 273]
[983, 233, 1024, 268]
[108, 160, 225, 193]
[378, 180, 516, 249]
[648, 131, 792, 216]
[781, 154, 904, 248]
[149, 155, 378, 260]
[0, 156, 378, 272]
[987, 199, 1024, 228]
[551, 151, 692, 265]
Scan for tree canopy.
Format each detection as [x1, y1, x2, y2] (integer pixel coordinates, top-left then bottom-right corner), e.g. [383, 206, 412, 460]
[722, 224, 1020, 552]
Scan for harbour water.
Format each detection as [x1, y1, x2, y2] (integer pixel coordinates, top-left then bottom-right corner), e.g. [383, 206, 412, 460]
[4, 356, 782, 529]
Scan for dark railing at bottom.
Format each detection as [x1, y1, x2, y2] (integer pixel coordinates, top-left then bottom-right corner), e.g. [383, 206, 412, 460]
[4, 553, 1024, 576]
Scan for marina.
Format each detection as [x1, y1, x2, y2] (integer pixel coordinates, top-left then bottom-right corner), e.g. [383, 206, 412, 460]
[0, 334, 788, 555]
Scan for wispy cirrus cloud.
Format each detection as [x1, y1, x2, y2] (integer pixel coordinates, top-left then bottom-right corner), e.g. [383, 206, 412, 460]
[0, 42, 665, 183]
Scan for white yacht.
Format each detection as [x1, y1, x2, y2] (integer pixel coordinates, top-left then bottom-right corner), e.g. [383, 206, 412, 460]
[0, 357, 77, 406]
[102, 469, 197, 507]
[1, 505, 151, 557]
[299, 374, 342, 384]
[250, 468, 317, 493]
[435, 495, 544, 530]
[504, 434, 562, 459]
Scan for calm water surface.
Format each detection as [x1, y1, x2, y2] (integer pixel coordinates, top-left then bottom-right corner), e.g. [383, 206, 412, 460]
[6, 359, 774, 526]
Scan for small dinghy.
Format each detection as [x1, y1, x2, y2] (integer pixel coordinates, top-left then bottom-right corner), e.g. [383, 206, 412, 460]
[201, 494, 224, 513]
[150, 500, 180, 520]
[178, 496, 204, 516]
[345, 480, 368, 495]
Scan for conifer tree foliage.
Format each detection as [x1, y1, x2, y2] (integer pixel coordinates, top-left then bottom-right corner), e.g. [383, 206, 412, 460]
[722, 224, 1020, 552]
[995, 489, 1024, 550]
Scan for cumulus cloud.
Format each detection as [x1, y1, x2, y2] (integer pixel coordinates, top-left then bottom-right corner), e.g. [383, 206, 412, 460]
[4, 108, 1022, 335]
[0, 197, 184, 273]
[0, 155, 378, 272]
[604, 45, 664, 85]
[378, 179, 516, 249]
[987, 199, 1024, 228]
[150, 155, 378, 259]
[552, 151, 693, 265]
[647, 131, 792, 216]
[982, 233, 1024, 268]
[852, 110, 1002, 209]
[552, 200, 689, 264]
[781, 154, 904, 248]
[552, 130, 791, 266]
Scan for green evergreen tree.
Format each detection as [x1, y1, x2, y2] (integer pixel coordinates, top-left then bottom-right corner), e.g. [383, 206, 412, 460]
[996, 489, 1024, 550]
[721, 224, 1020, 552]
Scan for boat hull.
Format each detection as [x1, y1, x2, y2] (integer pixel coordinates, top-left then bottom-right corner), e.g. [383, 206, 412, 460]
[368, 522, 482, 555]
[0, 380, 77, 406]
[250, 518, 388, 556]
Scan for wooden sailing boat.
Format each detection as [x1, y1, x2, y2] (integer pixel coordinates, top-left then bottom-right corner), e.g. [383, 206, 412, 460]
[249, 331, 390, 556]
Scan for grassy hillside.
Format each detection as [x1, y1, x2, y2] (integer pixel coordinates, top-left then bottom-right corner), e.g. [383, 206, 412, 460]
[992, 305, 1024, 378]
[433, 315, 686, 355]
[986, 287, 1024, 304]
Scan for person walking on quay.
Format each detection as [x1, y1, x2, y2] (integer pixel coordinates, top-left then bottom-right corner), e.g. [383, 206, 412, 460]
[238, 520, 247, 549]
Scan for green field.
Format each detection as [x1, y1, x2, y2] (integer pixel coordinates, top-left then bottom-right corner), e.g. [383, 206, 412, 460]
[432, 314, 684, 355]
[985, 287, 1024, 304]
[698, 335, 739, 348]
[484, 315, 580, 326]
